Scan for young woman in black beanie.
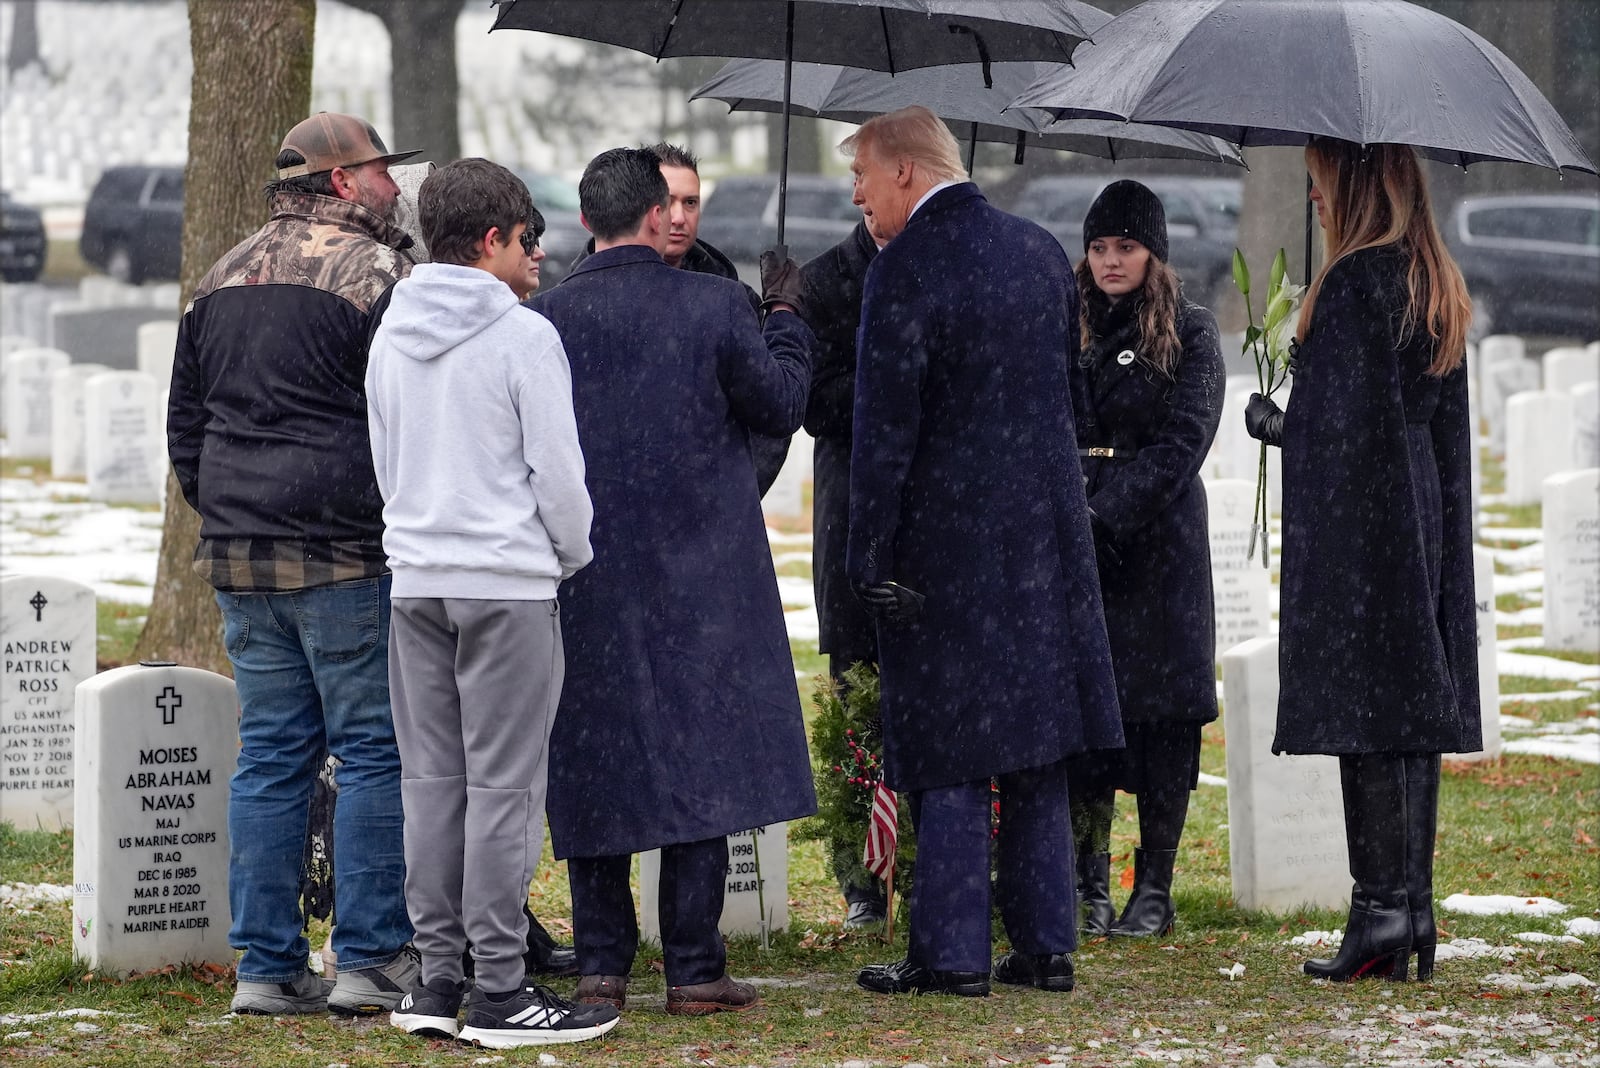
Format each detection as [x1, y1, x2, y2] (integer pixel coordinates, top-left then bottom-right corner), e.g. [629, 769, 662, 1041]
[1067, 179, 1224, 938]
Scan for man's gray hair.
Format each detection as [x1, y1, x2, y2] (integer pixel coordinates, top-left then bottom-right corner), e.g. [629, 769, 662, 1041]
[840, 106, 965, 185]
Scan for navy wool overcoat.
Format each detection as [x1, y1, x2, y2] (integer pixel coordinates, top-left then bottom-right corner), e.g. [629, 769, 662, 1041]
[801, 221, 878, 659]
[529, 245, 819, 857]
[1274, 244, 1481, 755]
[847, 184, 1124, 792]
[1072, 296, 1224, 723]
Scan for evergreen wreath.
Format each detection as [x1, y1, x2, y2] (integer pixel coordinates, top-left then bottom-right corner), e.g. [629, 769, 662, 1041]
[796, 662, 917, 898]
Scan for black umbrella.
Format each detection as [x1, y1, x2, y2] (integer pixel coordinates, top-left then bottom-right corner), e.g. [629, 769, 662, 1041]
[1008, 0, 1597, 271]
[690, 59, 1245, 171]
[490, 0, 1111, 249]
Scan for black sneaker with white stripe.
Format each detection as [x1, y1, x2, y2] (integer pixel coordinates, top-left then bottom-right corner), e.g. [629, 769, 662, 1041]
[390, 976, 468, 1039]
[458, 984, 619, 1048]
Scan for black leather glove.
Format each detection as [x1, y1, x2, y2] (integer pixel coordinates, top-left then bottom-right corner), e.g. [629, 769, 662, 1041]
[854, 581, 926, 626]
[1245, 393, 1284, 446]
[759, 248, 806, 319]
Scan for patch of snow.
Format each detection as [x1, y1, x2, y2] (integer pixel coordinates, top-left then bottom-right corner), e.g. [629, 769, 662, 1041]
[1482, 971, 1595, 992]
[1486, 541, 1544, 569]
[1441, 894, 1569, 917]
[775, 575, 815, 608]
[1433, 938, 1519, 962]
[784, 606, 818, 643]
[0, 1008, 120, 1025]
[1218, 962, 1245, 980]
[1496, 605, 1546, 625]
[1287, 930, 1342, 947]
[1501, 689, 1594, 705]
[766, 529, 812, 547]
[0, 883, 71, 909]
[1496, 650, 1600, 682]
[1502, 734, 1600, 764]
[1565, 917, 1600, 938]
[1493, 570, 1546, 595]
[1479, 525, 1540, 542]
[1196, 772, 1227, 788]
[1513, 932, 1584, 945]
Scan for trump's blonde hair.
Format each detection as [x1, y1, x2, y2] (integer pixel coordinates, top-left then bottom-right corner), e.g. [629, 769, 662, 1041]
[840, 106, 966, 185]
[1299, 137, 1471, 375]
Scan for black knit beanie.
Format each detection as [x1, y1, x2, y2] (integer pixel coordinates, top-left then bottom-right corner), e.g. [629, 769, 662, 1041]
[1082, 179, 1168, 264]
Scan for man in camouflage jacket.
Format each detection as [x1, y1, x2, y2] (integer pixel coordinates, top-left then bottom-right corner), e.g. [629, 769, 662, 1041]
[167, 113, 422, 1018]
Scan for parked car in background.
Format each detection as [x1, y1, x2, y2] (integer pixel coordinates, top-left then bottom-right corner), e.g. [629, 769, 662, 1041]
[515, 170, 586, 286]
[1, 189, 48, 283]
[79, 165, 184, 284]
[1009, 174, 1243, 309]
[1444, 193, 1600, 341]
[697, 174, 860, 266]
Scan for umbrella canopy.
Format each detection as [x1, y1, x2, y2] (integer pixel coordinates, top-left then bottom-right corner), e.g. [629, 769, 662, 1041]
[1009, 0, 1595, 174]
[691, 59, 1245, 167]
[491, 0, 1110, 72]
[491, 0, 1114, 247]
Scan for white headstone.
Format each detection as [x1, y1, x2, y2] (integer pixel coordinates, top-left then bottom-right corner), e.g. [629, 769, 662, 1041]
[1572, 382, 1599, 469]
[1542, 468, 1600, 653]
[1449, 545, 1502, 762]
[85, 371, 164, 504]
[1504, 391, 1574, 506]
[135, 321, 178, 390]
[639, 824, 790, 942]
[762, 432, 810, 519]
[1483, 358, 1541, 457]
[146, 283, 183, 314]
[0, 576, 96, 830]
[72, 663, 237, 976]
[1467, 361, 1482, 536]
[3, 347, 71, 457]
[78, 275, 132, 308]
[1478, 334, 1526, 374]
[1204, 374, 1259, 482]
[0, 334, 38, 358]
[49, 363, 112, 478]
[1206, 478, 1273, 658]
[1221, 636, 1349, 912]
[1542, 346, 1598, 395]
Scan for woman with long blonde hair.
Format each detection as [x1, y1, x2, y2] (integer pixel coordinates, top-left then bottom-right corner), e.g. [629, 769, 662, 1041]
[1067, 180, 1223, 942]
[1246, 137, 1480, 983]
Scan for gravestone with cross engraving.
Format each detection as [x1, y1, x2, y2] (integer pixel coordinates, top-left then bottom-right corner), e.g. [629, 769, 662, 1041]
[3, 347, 71, 458]
[638, 824, 790, 943]
[73, 663, 236, 975]
[1, 575, 96, 830]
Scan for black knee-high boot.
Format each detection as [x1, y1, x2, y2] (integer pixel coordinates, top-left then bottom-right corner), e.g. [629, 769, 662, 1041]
[1070, 791, 1115, 935]
[1107, 788, 1188, 938]
[1403, 754, 1441, 981]
[1303, 755, 1411, 981]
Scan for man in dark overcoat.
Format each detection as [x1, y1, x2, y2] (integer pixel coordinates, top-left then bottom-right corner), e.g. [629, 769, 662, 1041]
[528, 147, 817, 1017]
[844, 107, 1123, 998]
[799, 216, 887, 927]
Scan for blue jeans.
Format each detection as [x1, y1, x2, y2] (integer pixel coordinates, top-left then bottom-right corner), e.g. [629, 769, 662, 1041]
[217, 575, 412, 982]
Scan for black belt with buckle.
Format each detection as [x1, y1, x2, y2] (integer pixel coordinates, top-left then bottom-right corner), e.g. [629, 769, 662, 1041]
[1080, 447, 1136, 459]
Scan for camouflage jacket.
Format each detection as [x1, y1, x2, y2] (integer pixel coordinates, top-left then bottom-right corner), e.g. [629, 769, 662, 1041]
[169, 192, 415, 592]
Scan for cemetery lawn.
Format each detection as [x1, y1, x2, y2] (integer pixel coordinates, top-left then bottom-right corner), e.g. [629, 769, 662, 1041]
[4, 735, 1595, 1066]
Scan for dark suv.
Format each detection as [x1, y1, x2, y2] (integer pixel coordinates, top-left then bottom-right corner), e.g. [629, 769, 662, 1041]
[80, 165, 185, 284]
[697, 174, 860, 265]
[1, 190, 48, 283]
[1443, 193, 1599, 341]
[1009, 175, 1242, 308]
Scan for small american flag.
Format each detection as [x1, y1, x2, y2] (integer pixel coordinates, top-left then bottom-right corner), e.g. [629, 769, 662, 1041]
[862, 781, 898, 880]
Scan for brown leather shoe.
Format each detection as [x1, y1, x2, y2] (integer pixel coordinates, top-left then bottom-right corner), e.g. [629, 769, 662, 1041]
[574, 973, 628, 1010]
[664, 974, 760, 1016]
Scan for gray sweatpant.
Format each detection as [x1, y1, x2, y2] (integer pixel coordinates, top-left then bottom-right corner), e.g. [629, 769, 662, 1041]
[388, 597, 563, 994]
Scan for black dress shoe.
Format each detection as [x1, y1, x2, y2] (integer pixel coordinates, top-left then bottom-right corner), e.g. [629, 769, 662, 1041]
[857, 958, 989, 997]
[529, 945, 579, 978]
[991, 950, 1075, 992]
[844, 899, 886, 928]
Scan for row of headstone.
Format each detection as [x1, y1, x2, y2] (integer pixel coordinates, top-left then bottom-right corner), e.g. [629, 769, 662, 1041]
[1478, 336, 1600, 459]
[0, 281, 179, 372]
[3, 350, 168, 503]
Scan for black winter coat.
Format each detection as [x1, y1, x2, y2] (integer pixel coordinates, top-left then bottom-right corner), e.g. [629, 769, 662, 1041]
[801, 222, 878, 658]
[848, 184, 1123, 792]
[529, 245, 819, 857]
[1273, 244, 1481, 755]
[1073, 295, 1224, 724]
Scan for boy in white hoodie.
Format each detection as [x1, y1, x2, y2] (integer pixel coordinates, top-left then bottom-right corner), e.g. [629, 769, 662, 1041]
[365, 158, 614, 1049]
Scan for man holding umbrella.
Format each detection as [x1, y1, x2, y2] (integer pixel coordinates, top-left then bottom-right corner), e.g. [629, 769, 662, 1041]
[844, 106, 1122, 997]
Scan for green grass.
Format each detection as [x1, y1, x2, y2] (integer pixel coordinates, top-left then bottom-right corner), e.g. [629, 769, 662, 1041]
[95, 601, 147, 670]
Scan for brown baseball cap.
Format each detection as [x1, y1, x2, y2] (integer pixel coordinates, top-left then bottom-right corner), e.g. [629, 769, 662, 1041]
[276, 112, 421, 178]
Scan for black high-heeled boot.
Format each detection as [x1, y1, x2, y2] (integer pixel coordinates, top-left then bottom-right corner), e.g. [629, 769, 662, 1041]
[1107, 848, 1177, 937]
[1078, 851, 1115, 935]
[1303, 754, 1412, 982]
[1403, 754, 1441, 981]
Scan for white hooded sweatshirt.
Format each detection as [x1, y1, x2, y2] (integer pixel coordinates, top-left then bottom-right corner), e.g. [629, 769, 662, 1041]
[366, 262, 593, 600]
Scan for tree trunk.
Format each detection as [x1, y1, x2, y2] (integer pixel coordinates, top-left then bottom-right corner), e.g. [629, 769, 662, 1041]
[1226, 147, 1314, 336]
[341, 0, 461, 163]
[133, 0, 316, 673]
[5, 0, 42, 81]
